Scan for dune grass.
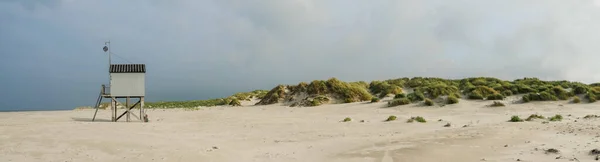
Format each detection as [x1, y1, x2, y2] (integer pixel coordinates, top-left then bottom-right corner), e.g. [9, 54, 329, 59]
[407, 116, 427, 123]
[548, 114, 563, 121]
[388, 98, 411, 107]
[447, 95, 459, 104]
[525, 114, 545, 121]
[385, 115, 397, 122]
[90, 77, 600, 109]
[509, 115, 524, 122]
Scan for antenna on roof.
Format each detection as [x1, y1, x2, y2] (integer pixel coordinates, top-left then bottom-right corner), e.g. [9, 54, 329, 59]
[104, 41, 111, 81]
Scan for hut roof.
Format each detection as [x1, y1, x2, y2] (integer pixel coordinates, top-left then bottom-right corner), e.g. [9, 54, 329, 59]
[109, 64, 146, 73]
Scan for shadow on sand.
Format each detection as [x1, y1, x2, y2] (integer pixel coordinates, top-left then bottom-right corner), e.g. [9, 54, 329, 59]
[71, 117, 112, 122]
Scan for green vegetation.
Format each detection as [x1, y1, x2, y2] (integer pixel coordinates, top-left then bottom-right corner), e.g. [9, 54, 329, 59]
[407, 92, 425, 102]
[256, 77, 600, 106]
[93, 77, 600, 109]
[509, 115, 524, 122]
[447, 96, 459, 104]
[371, 97, 380, 103]
[525, 114, 545, 121]
[388, 98, 411, 107]
[522, 91, 558, 103]
[407, 116, 427, 123]
[343, 117, 352, 122]
[548, 114, 563, 121]
[394, 93, 406, 99]
[307, 96, 330, 106]
[486, 93, 505, 100]
[370, 79, 406, 98]
[385, 115, 397, 122]
[229, 99, 241, 106]
[469, 86, 499, 100]
[424, 98, 434, 106]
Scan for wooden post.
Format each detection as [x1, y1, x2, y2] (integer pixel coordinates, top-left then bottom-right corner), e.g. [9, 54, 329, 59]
[111, 98, 116, 122]
[140, 97, 145, 122]
[126, 97, 130, 122]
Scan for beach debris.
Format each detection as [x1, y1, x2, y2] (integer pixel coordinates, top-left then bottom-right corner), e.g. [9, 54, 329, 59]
[212, 146, 219, 150]
[590, 149, 600, 155]
[444, 123, 451, 127]
[360, 120, 365, 123]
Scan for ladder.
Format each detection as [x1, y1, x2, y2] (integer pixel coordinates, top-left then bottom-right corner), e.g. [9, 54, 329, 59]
[92, 85, 105, 121]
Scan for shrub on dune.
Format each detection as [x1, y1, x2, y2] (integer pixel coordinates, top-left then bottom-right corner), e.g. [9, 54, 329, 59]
[424, 98, 434, 106]
[447, 96, 459, 104]
[407, 92, 425, 102]
[394, 93, 406, 99]
[572, 96, 581, 103]
[371, 97, 380, 103]
[486, 93, 505, 100]
[229, 99, 242, 106]
[388, 98, 411, 107]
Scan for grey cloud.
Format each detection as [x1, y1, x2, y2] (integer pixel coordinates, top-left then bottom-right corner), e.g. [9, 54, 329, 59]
[3, 0, 600, 110]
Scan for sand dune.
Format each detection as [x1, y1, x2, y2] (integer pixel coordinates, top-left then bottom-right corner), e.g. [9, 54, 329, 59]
[2, 99, 600, 162]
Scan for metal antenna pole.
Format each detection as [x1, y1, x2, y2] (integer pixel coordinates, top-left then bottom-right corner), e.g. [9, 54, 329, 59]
[105, 41, 111, 82]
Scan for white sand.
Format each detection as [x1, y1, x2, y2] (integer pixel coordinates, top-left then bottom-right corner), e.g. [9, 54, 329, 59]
[2, 99, 600, 162]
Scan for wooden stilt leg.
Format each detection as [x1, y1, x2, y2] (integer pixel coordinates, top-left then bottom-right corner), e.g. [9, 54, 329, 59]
[111, 98, 116, 122]
[126, 97, 130, 122]
[114, 99, 118, 122]
[141, 97, 145, 122]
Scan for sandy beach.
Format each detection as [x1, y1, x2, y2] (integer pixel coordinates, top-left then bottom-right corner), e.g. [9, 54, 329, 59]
[2, 98, 600, 162]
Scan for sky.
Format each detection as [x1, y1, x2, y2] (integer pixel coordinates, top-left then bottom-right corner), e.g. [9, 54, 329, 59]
[2, 0, 600, 111]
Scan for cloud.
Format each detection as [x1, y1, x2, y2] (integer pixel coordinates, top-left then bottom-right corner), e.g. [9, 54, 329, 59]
[2, 0, 600, 110]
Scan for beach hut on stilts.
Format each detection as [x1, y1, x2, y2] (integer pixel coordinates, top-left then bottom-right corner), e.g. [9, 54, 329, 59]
[93, 41, 147, 122]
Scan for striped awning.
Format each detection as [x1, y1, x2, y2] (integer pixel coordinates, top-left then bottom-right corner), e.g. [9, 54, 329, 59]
[109, 64, 146, 73]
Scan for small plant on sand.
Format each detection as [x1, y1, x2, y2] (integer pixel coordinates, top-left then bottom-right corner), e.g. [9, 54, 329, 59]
[525, 114, 545, 121]
[388, 98, 411, 107]
[371, 97, 380, 103]
[548, 114, 563, 121]
[414, 116, 427, 123]
[424, 98, 434, 106]
[509, 115, 524, 122]
[572, 96, 581, 103]
[407, 116, 427, 123]
[342, 117, 352, 122]
[490, 101, 505, 107]
[447, 95, 459, 104]
[385, 115, 397, 122]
